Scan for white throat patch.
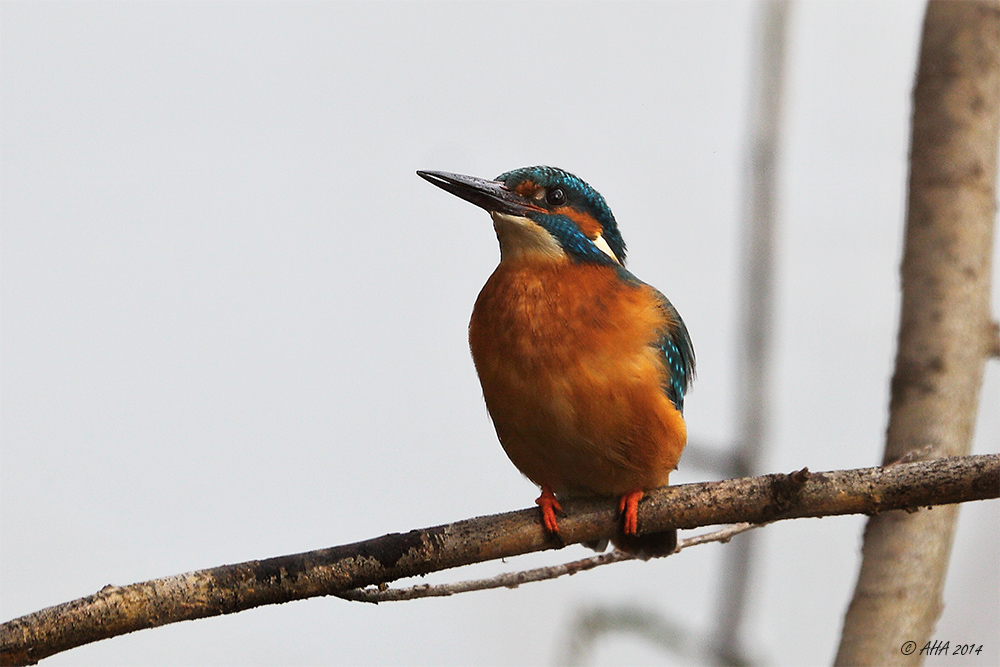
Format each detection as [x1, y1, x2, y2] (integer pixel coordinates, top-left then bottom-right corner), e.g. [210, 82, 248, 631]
[491, 212, 566, 262]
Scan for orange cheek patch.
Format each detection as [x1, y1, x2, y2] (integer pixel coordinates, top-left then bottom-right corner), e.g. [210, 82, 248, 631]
[557, 207, 604, 239]
[513, 181, 539, 198]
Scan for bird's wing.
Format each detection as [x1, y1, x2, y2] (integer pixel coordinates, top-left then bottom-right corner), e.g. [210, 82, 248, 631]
[651, 290, 696, 413]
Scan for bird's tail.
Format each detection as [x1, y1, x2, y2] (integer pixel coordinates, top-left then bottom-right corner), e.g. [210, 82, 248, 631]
[612, 529, 677, 560]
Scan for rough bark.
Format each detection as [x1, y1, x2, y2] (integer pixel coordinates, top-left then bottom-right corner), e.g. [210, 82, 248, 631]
[3, 455, 998, 667]
[835, 2, 1000, 665]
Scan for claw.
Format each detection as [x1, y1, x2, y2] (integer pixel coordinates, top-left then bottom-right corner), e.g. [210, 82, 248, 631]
[535, 487, 563, 533]
[618, 490, 643, 535]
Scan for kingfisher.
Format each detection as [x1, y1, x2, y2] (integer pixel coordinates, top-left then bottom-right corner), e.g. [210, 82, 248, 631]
[417, 166, 695, 557]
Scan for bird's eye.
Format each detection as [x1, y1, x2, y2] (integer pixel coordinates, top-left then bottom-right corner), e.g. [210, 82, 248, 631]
[545, 187, 567, 206]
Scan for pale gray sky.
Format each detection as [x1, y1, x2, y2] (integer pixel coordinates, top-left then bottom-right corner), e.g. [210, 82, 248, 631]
[2, 2, 997, 665]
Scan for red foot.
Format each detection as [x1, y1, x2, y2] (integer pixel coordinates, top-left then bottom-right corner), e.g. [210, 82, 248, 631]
[535, 487, 563, 533]
[618, 490, 644, 535]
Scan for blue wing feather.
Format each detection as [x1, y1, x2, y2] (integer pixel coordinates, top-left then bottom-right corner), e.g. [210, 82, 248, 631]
[653, 292, 695, 413]
[613, 267, 695, 413]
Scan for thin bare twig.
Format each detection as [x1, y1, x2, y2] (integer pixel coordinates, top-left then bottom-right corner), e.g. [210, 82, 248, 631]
[335, 523, 760, 603]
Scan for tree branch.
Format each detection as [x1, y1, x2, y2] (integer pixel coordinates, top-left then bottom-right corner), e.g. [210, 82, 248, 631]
[334, 522, 760, 603]
[2, 455, 998, 666]
[836, 3, 999, 664]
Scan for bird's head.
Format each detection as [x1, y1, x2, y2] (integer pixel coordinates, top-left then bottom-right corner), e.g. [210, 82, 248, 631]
[418, 166, 626, 266]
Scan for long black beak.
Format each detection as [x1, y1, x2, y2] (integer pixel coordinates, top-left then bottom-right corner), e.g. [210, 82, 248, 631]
[417, 170, 540, 217]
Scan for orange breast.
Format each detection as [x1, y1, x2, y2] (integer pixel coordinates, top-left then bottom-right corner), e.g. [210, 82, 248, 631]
[468, 259, 686, 497]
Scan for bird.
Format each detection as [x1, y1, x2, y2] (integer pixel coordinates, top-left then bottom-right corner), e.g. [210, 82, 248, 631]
[417, 166, 694, 557]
